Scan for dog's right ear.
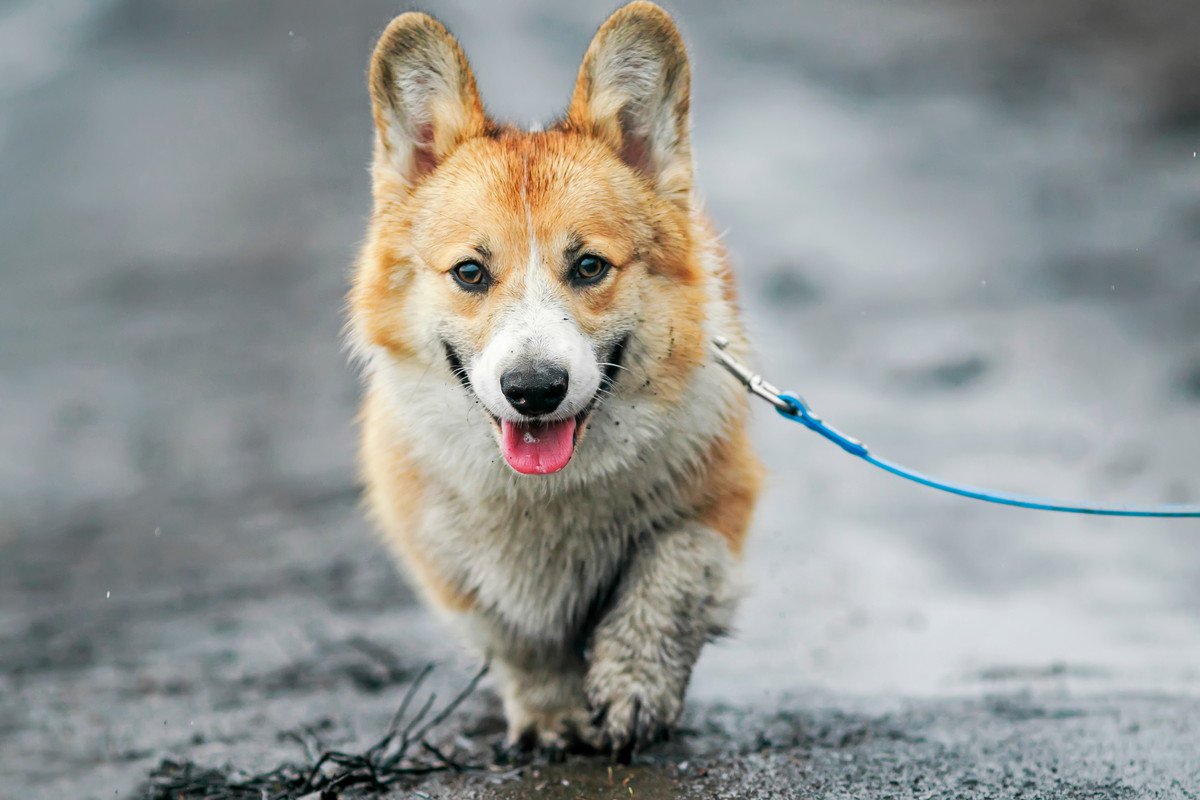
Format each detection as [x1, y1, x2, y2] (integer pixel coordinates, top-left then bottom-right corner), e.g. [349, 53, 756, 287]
[369, 13, 488, 187]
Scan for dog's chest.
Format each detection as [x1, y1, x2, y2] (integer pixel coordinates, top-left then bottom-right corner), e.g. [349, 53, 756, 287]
[421, 469, 687, 643]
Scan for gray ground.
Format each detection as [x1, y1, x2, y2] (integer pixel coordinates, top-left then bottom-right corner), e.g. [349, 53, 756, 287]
[2, 1, 1199, 798]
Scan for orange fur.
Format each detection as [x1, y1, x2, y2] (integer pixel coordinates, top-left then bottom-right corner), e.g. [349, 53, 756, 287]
[359, 388, 475, 613]
[694, 407, 764, 556]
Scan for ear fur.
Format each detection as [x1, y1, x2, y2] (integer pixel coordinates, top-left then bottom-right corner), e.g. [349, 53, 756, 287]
[567, 2, 693, 205]
[368, 12, 488, 186]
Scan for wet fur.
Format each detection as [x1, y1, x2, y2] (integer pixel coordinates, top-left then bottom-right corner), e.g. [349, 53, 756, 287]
[350, 2, 762, 754]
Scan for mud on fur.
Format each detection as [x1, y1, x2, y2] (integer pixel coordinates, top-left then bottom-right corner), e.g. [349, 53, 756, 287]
[348, 2, 763, 757]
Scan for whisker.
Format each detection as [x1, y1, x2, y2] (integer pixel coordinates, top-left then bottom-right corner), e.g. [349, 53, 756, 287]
[599, 359, 650, 385]
[406, 362, 435, 403]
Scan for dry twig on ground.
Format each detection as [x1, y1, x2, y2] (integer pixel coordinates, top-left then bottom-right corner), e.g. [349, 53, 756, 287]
[140, 661, 490, 800]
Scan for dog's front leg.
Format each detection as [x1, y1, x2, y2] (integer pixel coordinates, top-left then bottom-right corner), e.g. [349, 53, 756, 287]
[490, 645, 594, 756]
[461, 618, 600, 757]
[586, 523, 740, 755]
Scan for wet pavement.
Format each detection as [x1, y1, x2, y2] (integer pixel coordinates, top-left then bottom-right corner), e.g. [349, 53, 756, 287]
[1, 1, 1198, 798]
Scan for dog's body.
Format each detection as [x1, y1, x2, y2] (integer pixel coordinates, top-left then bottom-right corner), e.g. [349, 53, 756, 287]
[350, 2, 762, 754]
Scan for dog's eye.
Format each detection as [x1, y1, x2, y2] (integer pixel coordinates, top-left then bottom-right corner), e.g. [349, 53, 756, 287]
[451, 261, 489, 290]
[570, 254, 610, 286]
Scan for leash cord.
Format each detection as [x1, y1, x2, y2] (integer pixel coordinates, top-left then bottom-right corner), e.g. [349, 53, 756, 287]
[711, 338, 1200, 518]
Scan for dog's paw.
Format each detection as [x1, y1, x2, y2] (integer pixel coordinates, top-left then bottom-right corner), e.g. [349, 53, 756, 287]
[504, 704, 600, 758]
[585, 663, 683, 758]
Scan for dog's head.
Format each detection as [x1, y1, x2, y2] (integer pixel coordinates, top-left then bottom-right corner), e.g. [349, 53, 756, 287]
[352, 2, 712, 476]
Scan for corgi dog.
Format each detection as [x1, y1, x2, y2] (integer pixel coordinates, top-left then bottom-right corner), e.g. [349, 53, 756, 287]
[349, 2, 762, 756]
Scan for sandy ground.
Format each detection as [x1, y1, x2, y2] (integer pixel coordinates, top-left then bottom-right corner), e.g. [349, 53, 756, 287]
[1, 1, 1198, 798]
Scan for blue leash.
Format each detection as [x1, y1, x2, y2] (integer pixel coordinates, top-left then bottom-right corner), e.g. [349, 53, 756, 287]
[711, 338, 1200, 518]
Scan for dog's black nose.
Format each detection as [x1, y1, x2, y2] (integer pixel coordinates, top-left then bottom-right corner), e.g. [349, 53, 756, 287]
[500, 364, 569, 416]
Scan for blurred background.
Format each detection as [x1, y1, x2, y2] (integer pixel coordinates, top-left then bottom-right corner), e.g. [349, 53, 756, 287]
[1, 1, 1198, 797]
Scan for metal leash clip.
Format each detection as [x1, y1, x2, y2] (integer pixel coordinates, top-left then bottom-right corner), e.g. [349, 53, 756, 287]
[712, 336, 868, 456]
[710, 336, 795, 413]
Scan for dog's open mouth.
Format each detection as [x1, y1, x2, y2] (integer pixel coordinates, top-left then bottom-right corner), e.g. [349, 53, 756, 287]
[498, 416, 578, 475]
[443, 336, 628, 476]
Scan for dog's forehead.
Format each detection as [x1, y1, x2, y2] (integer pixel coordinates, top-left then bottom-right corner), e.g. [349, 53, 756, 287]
[414, 132, 647, 269]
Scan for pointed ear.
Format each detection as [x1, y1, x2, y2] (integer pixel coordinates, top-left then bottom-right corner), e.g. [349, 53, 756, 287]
[368, 12, 488, 187]
[567, 2, 692, 204]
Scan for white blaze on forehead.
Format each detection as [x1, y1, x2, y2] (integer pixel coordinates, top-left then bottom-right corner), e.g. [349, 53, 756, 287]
[467, 233, 602, 423]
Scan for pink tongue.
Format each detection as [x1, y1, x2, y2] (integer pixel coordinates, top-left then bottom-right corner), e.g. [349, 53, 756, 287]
[500, 417, 577, 475]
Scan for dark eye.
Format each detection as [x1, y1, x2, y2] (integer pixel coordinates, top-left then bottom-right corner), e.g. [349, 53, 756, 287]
[570, 254, 610, 286]
[451, 260, 489, 290]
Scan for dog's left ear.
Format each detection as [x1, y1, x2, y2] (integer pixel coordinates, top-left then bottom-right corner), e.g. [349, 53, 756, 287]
[567, 2, 692, 206]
